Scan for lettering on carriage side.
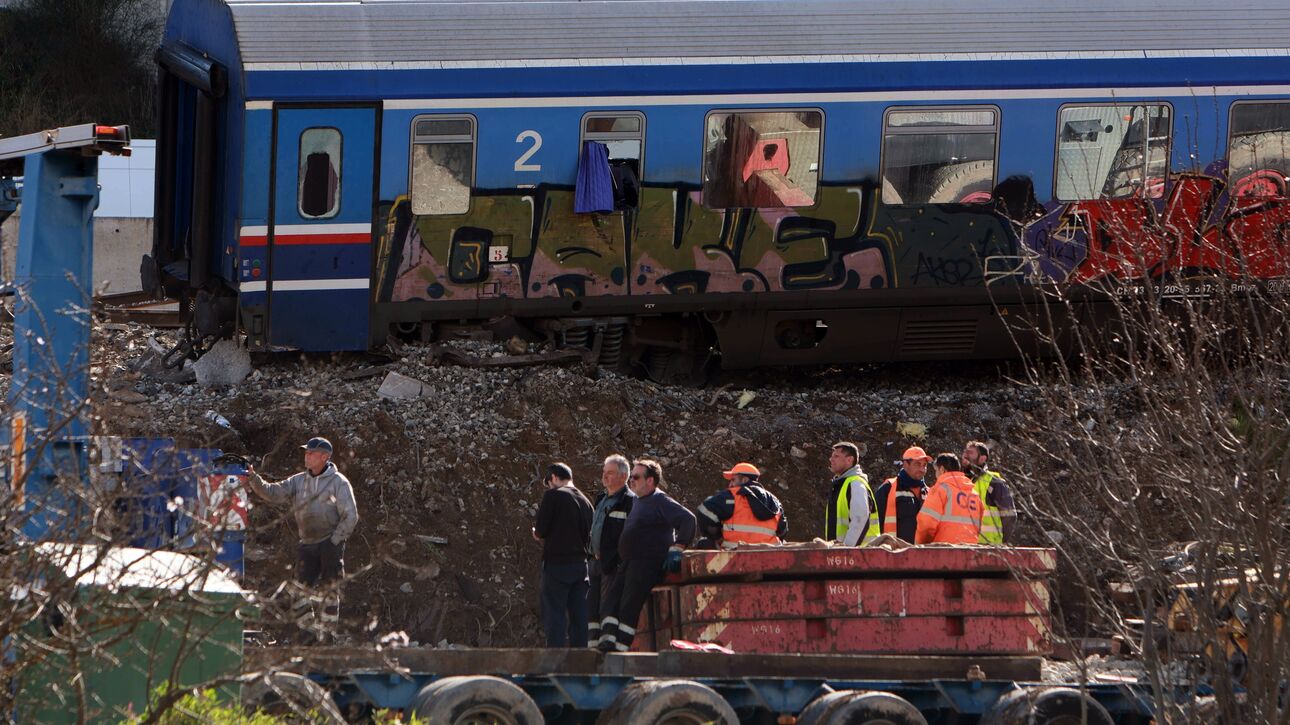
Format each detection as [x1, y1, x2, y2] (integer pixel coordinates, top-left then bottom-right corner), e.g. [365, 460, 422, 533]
[514, 130, 543, 172]
[749, 623, 783, 635]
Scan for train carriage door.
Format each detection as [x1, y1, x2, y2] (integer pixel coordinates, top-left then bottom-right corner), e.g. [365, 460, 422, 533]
[268, 106, 378, 350]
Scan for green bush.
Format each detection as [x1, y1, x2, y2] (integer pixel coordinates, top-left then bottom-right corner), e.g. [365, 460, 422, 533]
[122, 687, 283, 725]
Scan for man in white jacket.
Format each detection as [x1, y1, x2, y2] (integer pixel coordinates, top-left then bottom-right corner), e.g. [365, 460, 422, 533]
[247, 436, 358, 641]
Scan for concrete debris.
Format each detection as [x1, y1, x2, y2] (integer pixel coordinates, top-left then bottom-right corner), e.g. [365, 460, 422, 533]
[204, 410, 235, 431]
[790, 445, 808, 459]
[192, 338, 253, 386]
[107, 388, 148, 404]
[897, 421, 928, 440]
[377, 371, 431, 401]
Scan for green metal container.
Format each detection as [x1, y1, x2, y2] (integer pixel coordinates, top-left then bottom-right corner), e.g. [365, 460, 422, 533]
[11, 543, 248, 723]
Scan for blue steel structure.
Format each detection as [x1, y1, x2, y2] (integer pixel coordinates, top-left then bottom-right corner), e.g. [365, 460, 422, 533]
[0, 126, 246, 576]
[0, 124, 129, 539]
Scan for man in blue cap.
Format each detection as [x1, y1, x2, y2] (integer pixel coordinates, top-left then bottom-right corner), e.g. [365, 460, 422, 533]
[246, 436, 358, 641]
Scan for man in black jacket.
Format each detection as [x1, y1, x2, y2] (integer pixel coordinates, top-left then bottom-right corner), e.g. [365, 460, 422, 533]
[872, 446, 931, 543]
[533, 462, 594, 647]
[587, 454, 634, 647]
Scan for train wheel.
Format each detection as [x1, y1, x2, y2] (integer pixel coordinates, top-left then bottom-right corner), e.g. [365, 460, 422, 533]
[796, 690, 861, 725]
[412, 675, 544, 725]
[595, 679, 738, 724]
[243, 672, 346, 724]
[981, 686, 1114, 725]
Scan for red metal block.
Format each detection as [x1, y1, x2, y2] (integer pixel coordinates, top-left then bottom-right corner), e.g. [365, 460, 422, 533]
[672, 578, 1050, 623]
[676, 615, 1051, 655]
[675, 546, 1057, 583]
[625, 587, 679, 652]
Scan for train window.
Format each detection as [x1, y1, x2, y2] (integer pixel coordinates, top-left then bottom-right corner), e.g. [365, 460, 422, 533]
[410, 114, 475, 215]
[702, 109, 822, 209]
[581, 111, 645, 211]
[1228, 101, 1290, 199]
[881, 107, 998, 205]
[1055, 104, 1171, 201]
[298, 127, 341, 219]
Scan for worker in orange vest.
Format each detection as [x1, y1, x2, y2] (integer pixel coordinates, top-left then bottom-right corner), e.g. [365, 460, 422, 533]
[696, 462, 787, 547]
[873, 446, 931, 543]
[915, 453, 983, 545]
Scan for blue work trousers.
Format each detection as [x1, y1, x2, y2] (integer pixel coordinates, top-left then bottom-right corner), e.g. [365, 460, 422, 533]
[540, 560, 590, 648]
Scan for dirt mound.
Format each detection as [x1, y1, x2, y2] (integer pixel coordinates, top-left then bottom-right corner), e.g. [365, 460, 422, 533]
[54, 321, 1038, 647]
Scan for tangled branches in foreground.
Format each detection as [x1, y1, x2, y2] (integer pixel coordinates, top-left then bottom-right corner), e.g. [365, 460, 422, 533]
[1010, 270, 1290, 722]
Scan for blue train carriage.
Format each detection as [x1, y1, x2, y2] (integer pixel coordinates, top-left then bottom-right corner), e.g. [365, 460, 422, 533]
[144, 0, 1290, 377]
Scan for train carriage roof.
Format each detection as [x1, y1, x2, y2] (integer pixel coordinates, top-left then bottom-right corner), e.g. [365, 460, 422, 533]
[213, 0, 1290, 67]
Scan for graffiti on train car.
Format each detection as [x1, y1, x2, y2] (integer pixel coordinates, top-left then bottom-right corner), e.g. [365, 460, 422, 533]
[1025, 171, 1290, 285]
[373, 183, 1018, 303]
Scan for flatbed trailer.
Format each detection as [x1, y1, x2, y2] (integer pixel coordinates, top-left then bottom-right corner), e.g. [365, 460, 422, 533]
[249, 647, 1154, 724]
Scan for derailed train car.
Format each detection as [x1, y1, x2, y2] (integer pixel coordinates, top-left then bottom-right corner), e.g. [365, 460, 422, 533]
[144, 0, 1290, 378]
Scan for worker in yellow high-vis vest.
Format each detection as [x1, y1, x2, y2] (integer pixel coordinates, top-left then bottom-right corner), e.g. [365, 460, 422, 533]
[826, 442, 880, 546]
[962, 440, 1016, 544]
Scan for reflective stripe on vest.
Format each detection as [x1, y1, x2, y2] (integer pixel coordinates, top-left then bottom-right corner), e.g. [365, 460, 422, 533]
[832, 473, 880, 542]
[923, 476, 984, 545]
[724, 487, 781, 544]
[973, 470, 1005, 545]
[881, 477, 919, 535]
[863, 494, 881, 543]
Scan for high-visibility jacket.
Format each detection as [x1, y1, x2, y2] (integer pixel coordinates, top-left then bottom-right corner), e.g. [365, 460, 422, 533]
[723, 486, 783, 544]
[915, 472, 983, 545]
[697, 483, 786, 546]
[880, 475, 926, 540]
[972, 469, 1006, 545]
[828, 468, 880, 544]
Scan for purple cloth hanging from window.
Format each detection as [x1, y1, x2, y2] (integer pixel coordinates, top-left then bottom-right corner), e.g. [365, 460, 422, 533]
[575, 141, 615, 213]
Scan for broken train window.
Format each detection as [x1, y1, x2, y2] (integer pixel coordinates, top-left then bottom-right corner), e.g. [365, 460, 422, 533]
[410, 115, 475, 216]
[702, 109, 823, 210]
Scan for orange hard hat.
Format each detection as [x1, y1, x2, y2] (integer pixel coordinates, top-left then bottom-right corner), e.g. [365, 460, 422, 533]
[901, 446, 932, 463]
[722, 462, 761, 479]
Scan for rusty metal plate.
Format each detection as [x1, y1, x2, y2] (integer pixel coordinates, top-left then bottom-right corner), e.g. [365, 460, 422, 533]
[678, 615, 1052, 655]
[675, 546, 1057, 583]
[671, 578, 1050, 623]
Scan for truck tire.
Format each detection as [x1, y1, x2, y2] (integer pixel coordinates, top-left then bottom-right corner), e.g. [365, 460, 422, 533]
[1228, 131, 1290, 197]
[412, 676, 544, 725]
[243, 672, 346, 724]
[595, 679, 738, 724]
[928, 161, 993, 203]
[796, 690, 859, 725]
[828, 691, 928, 725]
[981, 686, 1114, 725]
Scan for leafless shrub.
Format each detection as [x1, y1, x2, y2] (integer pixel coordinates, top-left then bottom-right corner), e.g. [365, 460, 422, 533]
[1005, 203, 1290, 722]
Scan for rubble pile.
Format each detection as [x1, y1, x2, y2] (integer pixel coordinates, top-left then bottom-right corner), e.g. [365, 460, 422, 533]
[10, 318, 1046, 648]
